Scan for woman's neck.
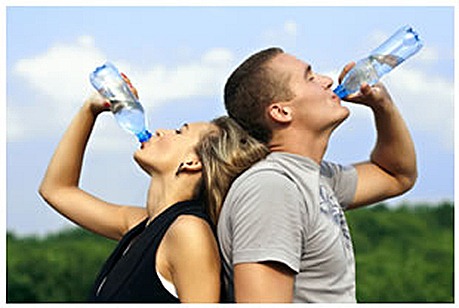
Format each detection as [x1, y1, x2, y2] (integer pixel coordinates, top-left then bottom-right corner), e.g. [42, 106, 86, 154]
[145, 173, 199, 223]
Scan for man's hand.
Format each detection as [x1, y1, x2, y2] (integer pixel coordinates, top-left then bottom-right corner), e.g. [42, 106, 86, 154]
[337, 62, 394, 109]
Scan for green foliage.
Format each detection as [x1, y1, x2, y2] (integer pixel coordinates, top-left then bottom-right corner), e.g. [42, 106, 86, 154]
[7, 228, 116, 302]
[7, 202, 454, 302]
[346, 202, 454, 302]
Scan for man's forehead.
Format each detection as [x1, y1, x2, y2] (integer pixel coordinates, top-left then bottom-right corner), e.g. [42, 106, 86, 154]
[270, 53, 310, 72]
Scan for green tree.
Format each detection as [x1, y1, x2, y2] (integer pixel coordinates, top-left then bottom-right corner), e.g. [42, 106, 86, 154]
[7, 202, 454, 302]
[7, 228, 116, 302]
[346, 202, 454, 302]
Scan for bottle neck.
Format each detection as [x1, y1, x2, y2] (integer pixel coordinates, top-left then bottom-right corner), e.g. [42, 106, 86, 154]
[333, 84, 350, 99]
[136, 130, 152, 143]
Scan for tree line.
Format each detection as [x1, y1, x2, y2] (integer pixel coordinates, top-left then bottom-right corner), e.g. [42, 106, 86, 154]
[7, 201, 454, 303]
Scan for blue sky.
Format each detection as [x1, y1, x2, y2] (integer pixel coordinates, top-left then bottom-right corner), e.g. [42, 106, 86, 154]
[4, 4, 456, 235]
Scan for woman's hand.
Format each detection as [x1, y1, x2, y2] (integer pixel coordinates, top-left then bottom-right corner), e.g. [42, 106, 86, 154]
[84, 92, 111, 116]
[120, 72, 139, 99]
[84, 72, 140, 116]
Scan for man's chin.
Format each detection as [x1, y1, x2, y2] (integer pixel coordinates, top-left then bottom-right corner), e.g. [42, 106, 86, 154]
[331, 108, 351, 131]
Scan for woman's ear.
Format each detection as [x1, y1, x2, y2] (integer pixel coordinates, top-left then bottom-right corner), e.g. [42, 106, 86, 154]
[267, 103, 293, 124]
[181, 153, 203, 173]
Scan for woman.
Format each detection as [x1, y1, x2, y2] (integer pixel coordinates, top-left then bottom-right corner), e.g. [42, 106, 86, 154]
[38, 86, 268, 302]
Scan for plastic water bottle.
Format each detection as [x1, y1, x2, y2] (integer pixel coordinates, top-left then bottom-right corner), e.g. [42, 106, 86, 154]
[334, 25, 423, 99]
[90, 62, 152, 143]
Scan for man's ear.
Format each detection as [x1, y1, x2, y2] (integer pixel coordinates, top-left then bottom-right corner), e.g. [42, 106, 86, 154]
[267, 103, 293, 124]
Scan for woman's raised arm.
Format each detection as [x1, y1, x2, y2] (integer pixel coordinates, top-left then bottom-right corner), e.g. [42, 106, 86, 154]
[38, 93, 147, 240]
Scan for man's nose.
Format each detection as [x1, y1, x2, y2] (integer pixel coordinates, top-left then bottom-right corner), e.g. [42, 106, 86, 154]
[319, 74, 333, 89]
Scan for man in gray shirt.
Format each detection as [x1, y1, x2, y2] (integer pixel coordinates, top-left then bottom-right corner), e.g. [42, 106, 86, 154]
[218, 48, 417, 302]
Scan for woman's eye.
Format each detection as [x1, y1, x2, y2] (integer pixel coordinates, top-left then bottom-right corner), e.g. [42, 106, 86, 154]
[175, 129, 182, 134]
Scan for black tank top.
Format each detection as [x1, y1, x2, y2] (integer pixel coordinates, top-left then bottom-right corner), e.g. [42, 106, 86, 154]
[88, 200, 213, 303]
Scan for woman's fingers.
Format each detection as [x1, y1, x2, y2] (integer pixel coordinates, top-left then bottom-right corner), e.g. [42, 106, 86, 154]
[120, 72, 139, 99]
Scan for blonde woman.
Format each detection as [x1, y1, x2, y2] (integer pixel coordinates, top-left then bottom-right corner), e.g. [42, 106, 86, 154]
[39, 88, 268, 303]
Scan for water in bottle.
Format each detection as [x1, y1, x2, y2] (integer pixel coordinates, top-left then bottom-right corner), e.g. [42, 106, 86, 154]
[334, 25, 423, 99]
[90, 62, 152, 143]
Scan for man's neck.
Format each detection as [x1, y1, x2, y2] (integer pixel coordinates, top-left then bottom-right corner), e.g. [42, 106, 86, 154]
[269, 129, 330, 165]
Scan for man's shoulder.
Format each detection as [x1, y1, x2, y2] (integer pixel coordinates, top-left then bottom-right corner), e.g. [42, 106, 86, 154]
[231, 154, 292, 187]
[320, 160, 355, 179]
[225, 154, 302, 210]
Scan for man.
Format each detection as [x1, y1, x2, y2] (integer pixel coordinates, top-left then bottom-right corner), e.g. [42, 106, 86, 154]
[217, 47, 417, 303]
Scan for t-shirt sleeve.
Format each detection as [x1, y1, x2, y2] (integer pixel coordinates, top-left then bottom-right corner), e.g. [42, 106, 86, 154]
[321, 161, 358, 210]
[228, 170, 303, 273]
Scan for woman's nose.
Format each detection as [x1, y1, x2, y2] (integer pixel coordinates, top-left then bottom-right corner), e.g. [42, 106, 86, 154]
[155, 129, 166, 137]
[155, 128, 175, 137]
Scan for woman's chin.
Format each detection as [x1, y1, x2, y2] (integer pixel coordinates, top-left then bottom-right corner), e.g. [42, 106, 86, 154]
[133, 153, 149, 174]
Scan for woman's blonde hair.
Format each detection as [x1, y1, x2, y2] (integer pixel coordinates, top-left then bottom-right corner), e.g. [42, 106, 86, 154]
[195, 116, 269, 225]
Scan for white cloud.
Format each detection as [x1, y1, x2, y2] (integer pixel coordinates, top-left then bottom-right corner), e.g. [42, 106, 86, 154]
[9, 33, 453, 153]
[7, 95, 77, 141]
[262, 20, 299, 48]
[131, 48, 234, 105]
[385, 68, 454, 149]
[416, 46, 439, 63]
[11, 35, 106, 141]
[284, 21, 298, 37]
[9, 37, 235, 146]
[202, 48, 234, 64]
[366, 29, 391, 49]
[14, 35, 105, 104]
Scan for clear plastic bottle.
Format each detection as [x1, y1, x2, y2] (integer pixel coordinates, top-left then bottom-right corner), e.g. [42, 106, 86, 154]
[90, 62, 152, 143]
[334, 25, 423, 99]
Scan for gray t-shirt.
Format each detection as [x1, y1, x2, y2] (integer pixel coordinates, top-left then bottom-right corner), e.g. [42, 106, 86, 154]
[218, 152, 358, 303]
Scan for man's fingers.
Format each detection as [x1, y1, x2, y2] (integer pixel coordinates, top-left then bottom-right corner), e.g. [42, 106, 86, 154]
[360, 83, 373, 96]
[338, 62, 356, 83]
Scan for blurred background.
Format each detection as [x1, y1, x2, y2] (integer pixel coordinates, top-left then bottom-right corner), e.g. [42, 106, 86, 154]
[5, 4, 455, 303]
